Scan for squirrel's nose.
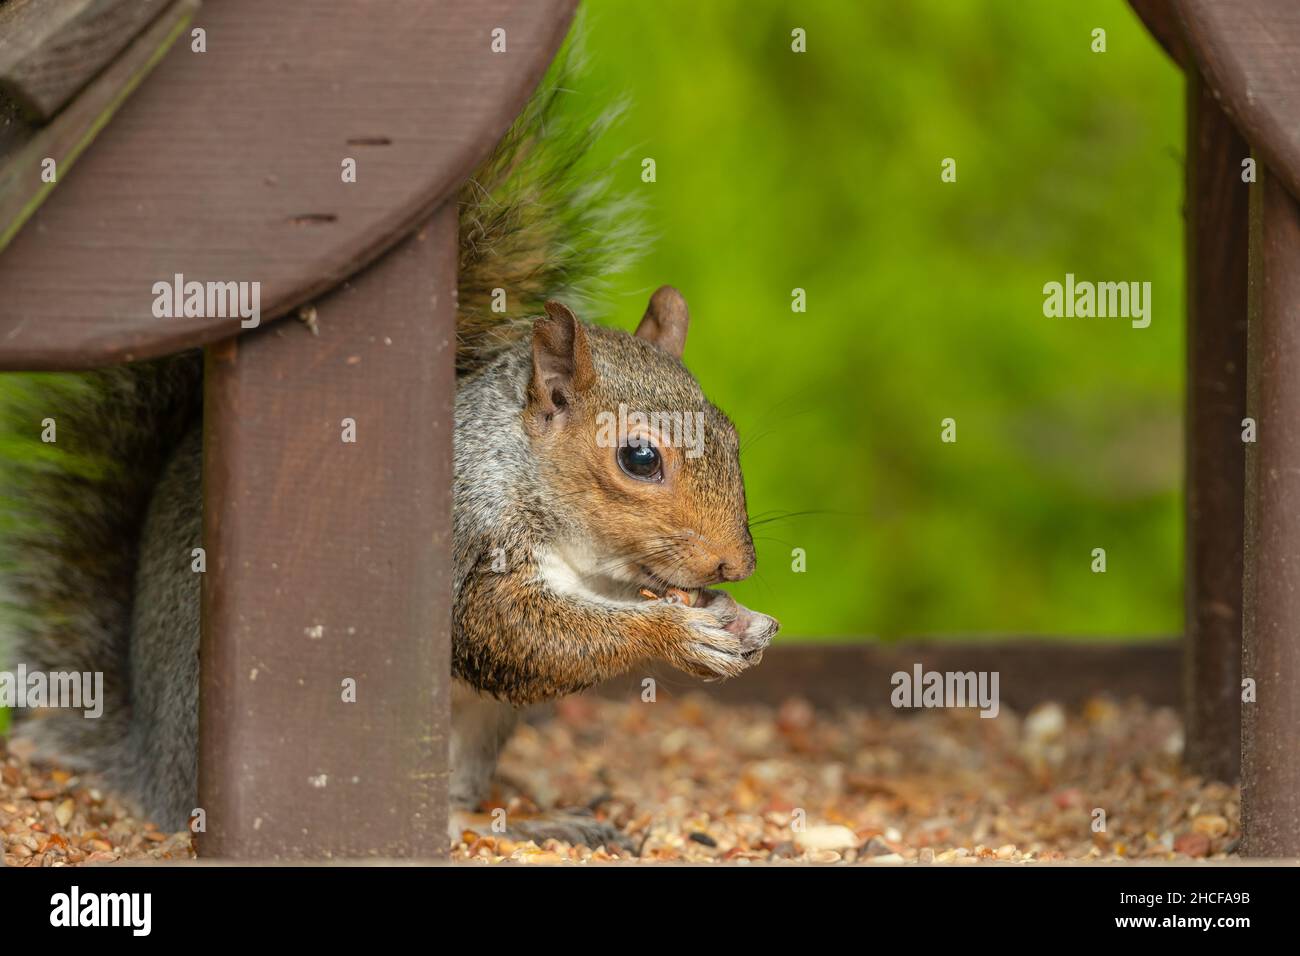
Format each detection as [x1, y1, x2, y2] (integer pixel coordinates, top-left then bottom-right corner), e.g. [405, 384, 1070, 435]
[717, 553, 755, 582]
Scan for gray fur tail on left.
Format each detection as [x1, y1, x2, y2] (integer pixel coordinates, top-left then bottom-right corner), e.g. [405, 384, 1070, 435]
[0, 354, 202, 803]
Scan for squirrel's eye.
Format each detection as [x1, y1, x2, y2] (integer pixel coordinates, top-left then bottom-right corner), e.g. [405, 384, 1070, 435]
[617, 441, 662, 481]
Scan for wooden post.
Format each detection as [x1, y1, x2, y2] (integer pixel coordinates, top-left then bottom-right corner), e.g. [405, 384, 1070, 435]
[1182, 66, 1248, 783]
[1242, 166, 1300, 857]
[197, 207, 456, 859]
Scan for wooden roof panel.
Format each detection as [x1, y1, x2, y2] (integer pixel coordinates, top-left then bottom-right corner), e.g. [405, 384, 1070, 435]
[1179, 0, 1300, 203]
[0, 0, 576, 369]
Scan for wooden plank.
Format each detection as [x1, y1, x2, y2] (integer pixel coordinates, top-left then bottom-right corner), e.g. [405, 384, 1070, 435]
[0, 0, 173, 122]
[0, 0, 576, 371]
[1241, 166, 1300, 858]
[197, 206, 456, 860]
[0, 0, 197, 254]
[591, 640, 1183, 713]
[1179, 1, 1300, 205]
[1182, 66, 1248, 783]
[0, 83, 30, 157]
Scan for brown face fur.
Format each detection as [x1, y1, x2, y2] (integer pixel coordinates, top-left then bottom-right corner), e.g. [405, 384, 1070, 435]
[524, 291, 756, 590]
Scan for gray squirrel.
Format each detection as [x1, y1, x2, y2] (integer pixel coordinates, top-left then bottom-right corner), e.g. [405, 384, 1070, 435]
[0, 32, 777, 850]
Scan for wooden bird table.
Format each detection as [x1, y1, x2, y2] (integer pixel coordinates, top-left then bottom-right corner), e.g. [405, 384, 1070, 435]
[0, 0, 576, 859]
[1131, 0, 1300, 856]
[3, 0, 1297, 863]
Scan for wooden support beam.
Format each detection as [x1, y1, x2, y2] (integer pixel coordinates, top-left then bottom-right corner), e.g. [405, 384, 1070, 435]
[1182, 66, 1248, 783]
[197, 208, 456, 859]
[593, 640, 1183, 713]
[1242, 166, 1300, 857]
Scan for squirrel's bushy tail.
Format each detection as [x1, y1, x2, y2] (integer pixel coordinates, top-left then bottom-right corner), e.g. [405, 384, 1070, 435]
[456, 16, 646, 373]
[0, 16, 641, 762]
[0, 355, 203, 758]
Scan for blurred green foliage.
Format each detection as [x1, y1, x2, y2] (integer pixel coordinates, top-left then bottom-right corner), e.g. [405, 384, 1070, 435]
[579, 0, 1184, 639]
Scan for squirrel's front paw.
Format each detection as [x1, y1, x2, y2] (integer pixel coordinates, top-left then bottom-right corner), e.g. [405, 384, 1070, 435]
[672, 590, 778, 679]
[677, 616, 747, 679]
[723, 597, 779, 666]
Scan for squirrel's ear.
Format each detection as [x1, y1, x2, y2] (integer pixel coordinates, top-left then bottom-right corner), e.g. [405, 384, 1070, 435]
[529, 301, 595, 422]
[634, 285, 690, 359]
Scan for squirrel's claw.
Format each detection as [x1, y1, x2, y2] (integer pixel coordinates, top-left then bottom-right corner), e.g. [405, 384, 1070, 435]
[499, 809, 637, 855]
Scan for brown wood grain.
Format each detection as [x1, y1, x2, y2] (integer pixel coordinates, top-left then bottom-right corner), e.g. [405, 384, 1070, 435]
[1241, 166, 1300, 858]
[0, 0, 577, 370]
[0, 84, 31, 157]
[197, 206, 456, 860]
[1182, 66, 1248, 783]
[591, 640, 1183, 713]
[0, 0, 173, 122]
[0, 0, 196, 254]
[1179, 0, 1300, 204]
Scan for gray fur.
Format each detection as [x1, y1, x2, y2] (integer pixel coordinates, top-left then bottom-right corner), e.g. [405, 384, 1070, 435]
[6, 355, 203, 814]
[23, 425, 204, 832]
[122, 426, 203, 828]
[448, 679, 518, 812]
